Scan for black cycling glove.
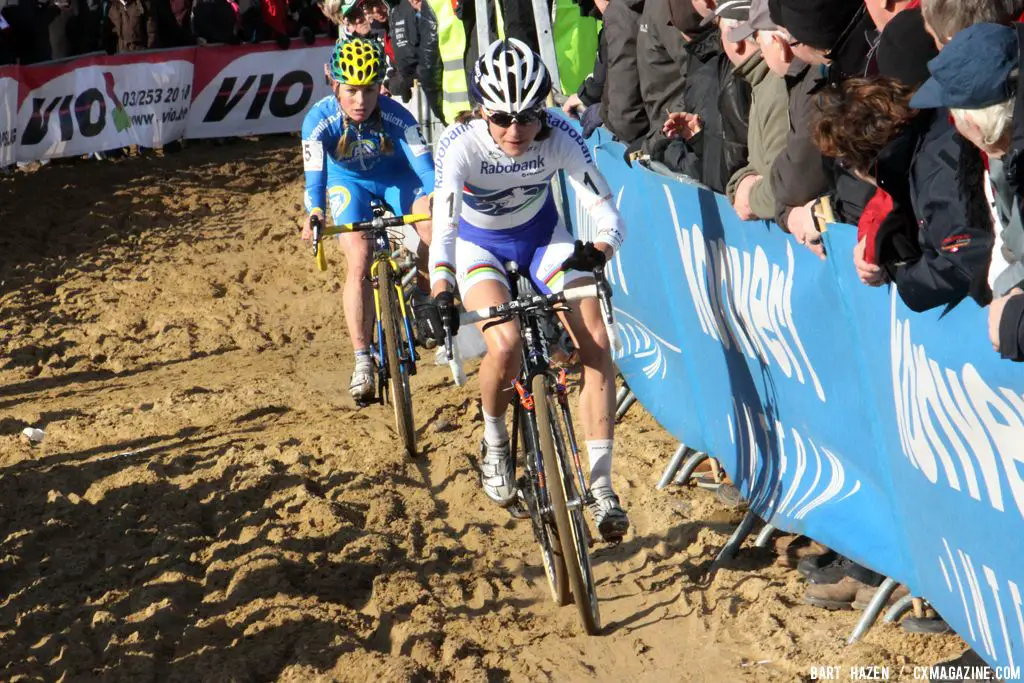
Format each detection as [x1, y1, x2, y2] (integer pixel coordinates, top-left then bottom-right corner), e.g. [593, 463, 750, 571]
[434, 290, 460, 337]
[560, 240, 607, 272]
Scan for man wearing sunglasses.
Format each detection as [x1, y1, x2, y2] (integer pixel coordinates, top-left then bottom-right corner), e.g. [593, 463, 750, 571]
[428, 38, 631, 542]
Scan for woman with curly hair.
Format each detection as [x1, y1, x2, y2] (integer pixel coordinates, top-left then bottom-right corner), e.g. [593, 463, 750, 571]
[812, 76, 993, 312]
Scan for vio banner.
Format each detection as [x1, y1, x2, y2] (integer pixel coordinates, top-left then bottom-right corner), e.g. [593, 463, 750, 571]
[563, 128, 1024, 678]
[186, 40, 334, 139]
[17, 49, 193, 161]
[0, 67, 17, 167]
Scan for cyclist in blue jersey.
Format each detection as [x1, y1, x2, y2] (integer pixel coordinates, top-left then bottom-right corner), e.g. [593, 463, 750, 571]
[300, 36, 435, 403]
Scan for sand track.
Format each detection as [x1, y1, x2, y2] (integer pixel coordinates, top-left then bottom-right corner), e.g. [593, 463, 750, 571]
[0, 138, 968, 682]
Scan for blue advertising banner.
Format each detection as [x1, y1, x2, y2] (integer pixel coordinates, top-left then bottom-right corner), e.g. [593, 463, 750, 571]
[564, 129, 1024, 679]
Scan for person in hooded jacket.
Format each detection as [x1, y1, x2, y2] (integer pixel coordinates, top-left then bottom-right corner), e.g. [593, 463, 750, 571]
[637, 0, 689, 134]
[561, 0, 608, 139]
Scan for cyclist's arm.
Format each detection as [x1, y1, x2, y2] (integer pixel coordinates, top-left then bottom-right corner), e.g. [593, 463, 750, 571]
[557, 121, 627, 256]
[397, 120, 436, 195]
[301, 109, 330, 217]
[429, 126, 471, 292]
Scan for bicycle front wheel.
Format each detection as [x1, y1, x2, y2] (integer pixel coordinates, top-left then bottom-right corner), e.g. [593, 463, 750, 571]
[378, 261, 416, 457]
[532, 374, 600, 635]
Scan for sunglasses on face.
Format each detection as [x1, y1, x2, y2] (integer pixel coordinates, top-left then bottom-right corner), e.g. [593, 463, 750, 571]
[487, 108, 545, 128]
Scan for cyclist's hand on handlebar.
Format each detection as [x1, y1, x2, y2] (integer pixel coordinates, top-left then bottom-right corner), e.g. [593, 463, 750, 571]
[433, 290, 460, 336]
[301, 212, 322, 242]
[561, 240, 607, 272]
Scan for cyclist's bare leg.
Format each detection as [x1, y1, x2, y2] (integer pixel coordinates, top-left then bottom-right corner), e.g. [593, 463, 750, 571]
[557, 283, 614, 443]
[463, 278, 521, 505]
[339, 231, 374, 349]
[410, 194, 432, 293]
[463, 280, 521, 418]
[558, 284, 628, 539]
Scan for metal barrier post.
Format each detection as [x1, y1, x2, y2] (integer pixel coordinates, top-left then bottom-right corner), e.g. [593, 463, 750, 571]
[754, 523, 777, 548]
[673, 450, 710, 486]
[848, 577, 898, 645]
[656, 444, 691, 490]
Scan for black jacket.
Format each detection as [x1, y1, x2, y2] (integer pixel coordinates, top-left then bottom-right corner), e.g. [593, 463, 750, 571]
[875, 110, 993, 312]
[999, 293, 1024, 362]
[388, 0, 444, 125]
[599, 0, 649, 143]
[637, 0, 688, 132]
[658, 28, 751, 194]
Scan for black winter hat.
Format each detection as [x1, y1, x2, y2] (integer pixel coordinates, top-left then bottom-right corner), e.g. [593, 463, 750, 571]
[875, 8, 939, 89]
[768, 0, 863, 51]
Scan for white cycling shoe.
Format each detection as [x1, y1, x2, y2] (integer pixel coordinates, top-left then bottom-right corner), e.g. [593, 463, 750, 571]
[479, 439, 517, 506]
[349, 359, 375, 403]
[589, 485, 630, 542]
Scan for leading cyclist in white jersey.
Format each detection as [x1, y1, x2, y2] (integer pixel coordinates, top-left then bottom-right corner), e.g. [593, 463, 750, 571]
[429, 38, 630, 541]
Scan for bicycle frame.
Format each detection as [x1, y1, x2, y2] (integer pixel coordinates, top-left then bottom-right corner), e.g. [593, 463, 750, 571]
[500, 270, 593, 522]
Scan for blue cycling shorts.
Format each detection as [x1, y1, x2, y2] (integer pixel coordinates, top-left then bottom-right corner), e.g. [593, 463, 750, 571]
[326, 164, 426, 226]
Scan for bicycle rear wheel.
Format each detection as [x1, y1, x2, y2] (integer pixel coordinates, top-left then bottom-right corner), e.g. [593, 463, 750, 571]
[532, 374, 600, 635]
[520, 409, 569, 606]
[378, 262, 416, 457]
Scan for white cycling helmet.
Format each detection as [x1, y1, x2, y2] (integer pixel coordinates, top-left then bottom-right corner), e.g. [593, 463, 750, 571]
[470, 38, 552, 113]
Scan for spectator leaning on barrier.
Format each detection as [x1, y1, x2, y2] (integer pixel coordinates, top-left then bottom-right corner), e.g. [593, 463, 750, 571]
[761, 0, 858, 258]
[920, 0, 1024, 48]
[723, 0, 789, 220]
[600, 0, 651, 147]
[192, 0, 241, 44]
[908, 22, 1024, 360]
[637, 0, 690, 136]
[388, 0, 445, 124]
[109, 0, 159, 51]
[657, 0, 752, 193]
[813, 74, 994, 312]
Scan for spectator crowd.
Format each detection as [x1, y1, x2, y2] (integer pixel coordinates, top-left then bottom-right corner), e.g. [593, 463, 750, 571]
[3, 0, 1023, 640]
[558, 0, 1024, 633]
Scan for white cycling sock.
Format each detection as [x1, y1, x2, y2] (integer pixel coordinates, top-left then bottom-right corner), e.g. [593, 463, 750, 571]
[354, 348, 372, 367]
[483, 410, 509, 446]
[587, 439, 613, 491]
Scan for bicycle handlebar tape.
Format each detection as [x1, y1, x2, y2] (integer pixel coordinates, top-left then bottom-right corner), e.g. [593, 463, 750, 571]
[401, 213, 431, 225]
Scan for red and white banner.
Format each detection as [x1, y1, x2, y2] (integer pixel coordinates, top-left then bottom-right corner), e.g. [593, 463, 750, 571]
[0, 67, 17, 167]
[186, 40, 333, 139]
[0, 40, 429, 165]
[16, 48, 194, 161]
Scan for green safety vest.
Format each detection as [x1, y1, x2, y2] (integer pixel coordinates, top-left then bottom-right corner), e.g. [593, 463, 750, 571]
[428, 0, 505, 124]
[553, 0, 600, 96]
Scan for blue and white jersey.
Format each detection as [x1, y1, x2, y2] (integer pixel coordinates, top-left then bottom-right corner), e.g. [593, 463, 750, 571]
[301, 94, 435, 215]
[429, 109, 627, 287]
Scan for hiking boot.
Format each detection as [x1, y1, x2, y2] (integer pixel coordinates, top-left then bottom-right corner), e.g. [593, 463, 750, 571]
[902, 615, 952, 634]
[349, 359, 375, 403]
[803, 575, 867, 610]
[479, 440, 516, 506]
[805, 555, 854, 585]
[852, 583, 910, 611]
[797, 549, 838, 578]
[589, 485, 630, 542]
[773, 535, 829, 569]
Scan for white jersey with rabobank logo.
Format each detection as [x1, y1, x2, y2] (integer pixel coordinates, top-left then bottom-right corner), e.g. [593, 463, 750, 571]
[429, 109, 627, 288]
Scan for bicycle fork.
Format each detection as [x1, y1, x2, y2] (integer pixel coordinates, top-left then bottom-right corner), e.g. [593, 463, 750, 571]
[554, 368, 593, 506]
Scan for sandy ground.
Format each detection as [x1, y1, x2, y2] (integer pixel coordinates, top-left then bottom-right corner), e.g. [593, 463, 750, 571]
[0, 137, 974, 683]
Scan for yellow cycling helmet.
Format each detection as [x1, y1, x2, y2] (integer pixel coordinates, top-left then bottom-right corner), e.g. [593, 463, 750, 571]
[328, 37, 385, 86]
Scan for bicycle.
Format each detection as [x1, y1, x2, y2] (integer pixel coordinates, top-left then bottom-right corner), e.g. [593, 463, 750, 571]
[309, 200, 429, 457]
[445, 261, 620, 635]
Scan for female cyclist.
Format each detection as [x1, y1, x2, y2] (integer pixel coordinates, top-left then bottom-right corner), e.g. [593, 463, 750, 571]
[301, 36, 434, 403]
[429, 38, 630, 541]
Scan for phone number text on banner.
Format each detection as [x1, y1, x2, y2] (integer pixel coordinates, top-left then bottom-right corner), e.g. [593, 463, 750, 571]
[17, 49, 194, 161]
